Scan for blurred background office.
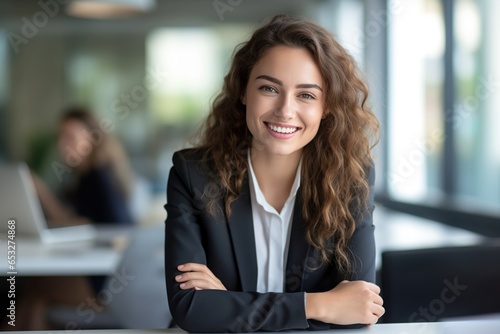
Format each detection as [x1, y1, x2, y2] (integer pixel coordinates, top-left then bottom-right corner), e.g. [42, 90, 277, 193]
[1, 0, 499, 225]
[0, 0, 499, 329]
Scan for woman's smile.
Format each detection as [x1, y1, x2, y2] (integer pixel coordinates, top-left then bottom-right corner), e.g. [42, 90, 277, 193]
[242, 45, 324, 157]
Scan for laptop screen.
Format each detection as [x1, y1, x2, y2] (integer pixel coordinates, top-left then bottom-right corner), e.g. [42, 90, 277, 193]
[0, 162, 48, 239]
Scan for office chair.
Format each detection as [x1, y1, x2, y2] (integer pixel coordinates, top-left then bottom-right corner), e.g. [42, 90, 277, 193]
[48, 225, 171, 329]
[381, 242, 500, 323]
[107, 225, 171, 328]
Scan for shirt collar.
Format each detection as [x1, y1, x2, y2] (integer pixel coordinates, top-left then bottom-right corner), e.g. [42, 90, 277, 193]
[247, 149, 302, 211]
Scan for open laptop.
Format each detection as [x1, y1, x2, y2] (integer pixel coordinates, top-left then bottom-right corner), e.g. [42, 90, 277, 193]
[0, 162, 96, 243]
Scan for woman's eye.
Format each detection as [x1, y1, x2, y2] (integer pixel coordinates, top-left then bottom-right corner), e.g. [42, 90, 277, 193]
[260, 86, 277, 93]
[299, 93, 315, 100]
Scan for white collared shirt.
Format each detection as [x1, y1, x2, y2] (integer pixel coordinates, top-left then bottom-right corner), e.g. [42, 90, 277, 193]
[247, 150, 302, 293]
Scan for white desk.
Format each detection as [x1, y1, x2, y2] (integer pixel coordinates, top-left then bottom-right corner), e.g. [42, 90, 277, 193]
[0, 209, 487, 275]
[2, 319, 500, 334]
[0, 226, 131, 276]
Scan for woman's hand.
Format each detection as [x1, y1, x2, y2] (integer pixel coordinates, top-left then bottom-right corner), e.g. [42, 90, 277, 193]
[306, 280, 385, 325]
[175, 263, 227, 291]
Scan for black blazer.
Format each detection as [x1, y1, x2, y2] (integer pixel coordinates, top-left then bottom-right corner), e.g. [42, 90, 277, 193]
[164, 149, 376, 332]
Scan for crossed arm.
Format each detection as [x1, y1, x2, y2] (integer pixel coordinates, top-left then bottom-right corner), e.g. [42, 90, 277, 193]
[175, 262, 384, 326]
[165, 151, 384, 332]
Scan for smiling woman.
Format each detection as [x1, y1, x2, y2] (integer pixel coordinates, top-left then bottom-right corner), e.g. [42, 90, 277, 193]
[164, 14, 381, 332]
[243, 46, 325, 160]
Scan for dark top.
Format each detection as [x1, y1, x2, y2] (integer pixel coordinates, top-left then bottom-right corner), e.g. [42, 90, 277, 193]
[164, 149, 376, 332]
[74, 166, 133, 225]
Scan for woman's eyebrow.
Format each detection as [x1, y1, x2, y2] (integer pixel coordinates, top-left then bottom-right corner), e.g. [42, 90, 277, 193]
[256, 75, 283, 86]
[255, 75, 323, 92]
[297, 83, 323, 92]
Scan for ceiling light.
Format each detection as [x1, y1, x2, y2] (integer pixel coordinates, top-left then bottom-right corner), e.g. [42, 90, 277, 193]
[66, 0, 156, 19]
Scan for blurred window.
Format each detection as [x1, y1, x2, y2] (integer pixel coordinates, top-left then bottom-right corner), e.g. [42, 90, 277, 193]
[454, 0, 500, 209]
[146, 26, 252, 127]
[387, 0, 500, 214]
[387, 0, 445, 200]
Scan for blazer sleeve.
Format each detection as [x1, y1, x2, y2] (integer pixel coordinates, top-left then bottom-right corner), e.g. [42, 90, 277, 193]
[164, 151, 309, 332]
[308, 164, 377, 331]
[347, 163, 376, 283]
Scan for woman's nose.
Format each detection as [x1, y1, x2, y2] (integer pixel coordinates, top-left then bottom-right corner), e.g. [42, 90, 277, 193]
[273, 94, 295, 119]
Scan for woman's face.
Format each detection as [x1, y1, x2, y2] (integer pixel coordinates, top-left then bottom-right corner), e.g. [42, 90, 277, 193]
[58, 119, 93, 166]
[243, 45, 325, 158]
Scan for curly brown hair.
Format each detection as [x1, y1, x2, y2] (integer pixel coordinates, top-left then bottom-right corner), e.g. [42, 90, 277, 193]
[195, 14, 379, 275]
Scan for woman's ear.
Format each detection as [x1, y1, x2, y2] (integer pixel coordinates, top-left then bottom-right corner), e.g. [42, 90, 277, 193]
[322, 110, 328, 119]
[241, 93, 246, 106]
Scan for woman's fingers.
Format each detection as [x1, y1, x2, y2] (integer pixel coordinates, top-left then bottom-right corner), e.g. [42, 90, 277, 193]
[178, 263, 216, 277]
[372, 293, 384, 306]
[308, 280, 385, 325]
[175, 263, 226, 290]
[175, 271, 215, 283]
[367, 282, 381, 295]
[178, 263, 209, 272]
[178, 263, 215, 272]
[372, 304, 385, 318]
[178, 278, 223, 290]
[177, 263, 219, 282]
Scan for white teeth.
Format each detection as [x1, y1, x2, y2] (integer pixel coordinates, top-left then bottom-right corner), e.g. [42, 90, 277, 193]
[267, 123, 299, 134]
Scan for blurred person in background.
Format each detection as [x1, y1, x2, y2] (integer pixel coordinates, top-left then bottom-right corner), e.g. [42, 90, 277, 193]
[33, 106, 134, 226]
[10, 107, 134, 330]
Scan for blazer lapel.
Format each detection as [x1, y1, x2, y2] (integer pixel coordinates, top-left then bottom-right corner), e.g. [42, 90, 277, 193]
[227, 175, 258, 291]
[285, 189, 311, 292]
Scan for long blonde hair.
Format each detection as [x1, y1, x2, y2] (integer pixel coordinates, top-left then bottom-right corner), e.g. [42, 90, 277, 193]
[195, 15, 379, 274]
